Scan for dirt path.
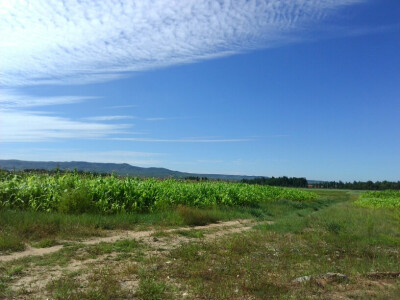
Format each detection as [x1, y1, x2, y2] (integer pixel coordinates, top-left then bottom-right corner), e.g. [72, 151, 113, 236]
[0, 245, 64, 263]
[2, 218, 269, 299]
[0, 219, 261, 262]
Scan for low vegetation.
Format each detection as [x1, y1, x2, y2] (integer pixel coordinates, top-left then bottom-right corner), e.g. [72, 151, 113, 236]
[161, 202, 400, 299]
[0, 172, 399, 299]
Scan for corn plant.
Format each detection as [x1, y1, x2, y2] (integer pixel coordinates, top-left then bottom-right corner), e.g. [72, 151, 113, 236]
[355, 190, 400, 209]
[0, 171, 318, 214]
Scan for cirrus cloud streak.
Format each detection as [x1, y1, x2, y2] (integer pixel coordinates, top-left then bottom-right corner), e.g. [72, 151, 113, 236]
[0, 0, 364, 86]
[0, 109, 130, 142]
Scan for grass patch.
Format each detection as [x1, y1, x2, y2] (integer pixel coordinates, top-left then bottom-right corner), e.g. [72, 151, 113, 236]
[0, 210, 105, 245]
[47, 268, 130, 300]
[162, 224, 399, 299]
[6, 266, 24, 277]
[84, 239, 142, 258]
[177, 205, 220, 226]
[47, 275, 80, 299]
[325, 220, 342, 234]
[151, 231, 172, 238]
[137, 277, 170, 300]
[0, 264, 26, 298]
[170, 242, 206, 262]
[132, 191, 400, 299]
[136, 256, 174, 300]
[165, 233, 290, 299]
[175, 229, 204, 238]
[31, 239, 59, 248]
[32, 243, 83, 267]
[0, 233, 25, 253]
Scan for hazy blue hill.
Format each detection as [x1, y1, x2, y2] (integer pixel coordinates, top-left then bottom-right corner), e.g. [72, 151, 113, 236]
[0, 159, 258, 181]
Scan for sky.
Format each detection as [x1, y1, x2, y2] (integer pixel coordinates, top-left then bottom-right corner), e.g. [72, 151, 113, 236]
[0, 0, 399, 181]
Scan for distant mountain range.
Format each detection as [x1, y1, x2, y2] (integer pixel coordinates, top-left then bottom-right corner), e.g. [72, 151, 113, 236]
[0, 159, 260, 181]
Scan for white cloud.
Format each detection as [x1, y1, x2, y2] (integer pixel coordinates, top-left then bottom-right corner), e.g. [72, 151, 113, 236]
[112, 137, 253, 143]
[0, 109, 129, 142]
[143, 117, 189, 121]
[0, 89, 96, 108]
[85, 116, 183, 121]
[0, 108, 251, 143]
[0, 89, 137, 142]
[144, 117, 170, 121]
[106, 105, 137, 109]
[0, 0, 365, 86]
[85, 115, 135, 121]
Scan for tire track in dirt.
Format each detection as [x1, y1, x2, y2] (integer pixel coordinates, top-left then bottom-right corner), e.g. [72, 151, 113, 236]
[0, 219, 264, 262]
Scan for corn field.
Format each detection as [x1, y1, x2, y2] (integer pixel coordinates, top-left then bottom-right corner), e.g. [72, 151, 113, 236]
[0, 171, 318, 214]
[355, 190, 400, 209]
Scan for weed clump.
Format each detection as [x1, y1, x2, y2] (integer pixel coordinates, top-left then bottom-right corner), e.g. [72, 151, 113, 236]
[137, 278, 169, 300]
[58, 187, 95, 214]
[177, 205, 220, 226]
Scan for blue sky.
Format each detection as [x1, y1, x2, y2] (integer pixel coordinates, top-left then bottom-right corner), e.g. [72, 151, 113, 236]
[0, 0, 399, 181]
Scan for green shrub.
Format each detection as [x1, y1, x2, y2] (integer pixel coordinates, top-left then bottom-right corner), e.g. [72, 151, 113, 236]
[58, 187, 95, 214]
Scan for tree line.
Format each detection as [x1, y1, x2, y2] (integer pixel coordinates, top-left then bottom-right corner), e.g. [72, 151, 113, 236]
[312, 180, 400, 190]
[241, 176, 308, 188]
[184, 176, 209, 181]
[241, 176, 400, 190]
